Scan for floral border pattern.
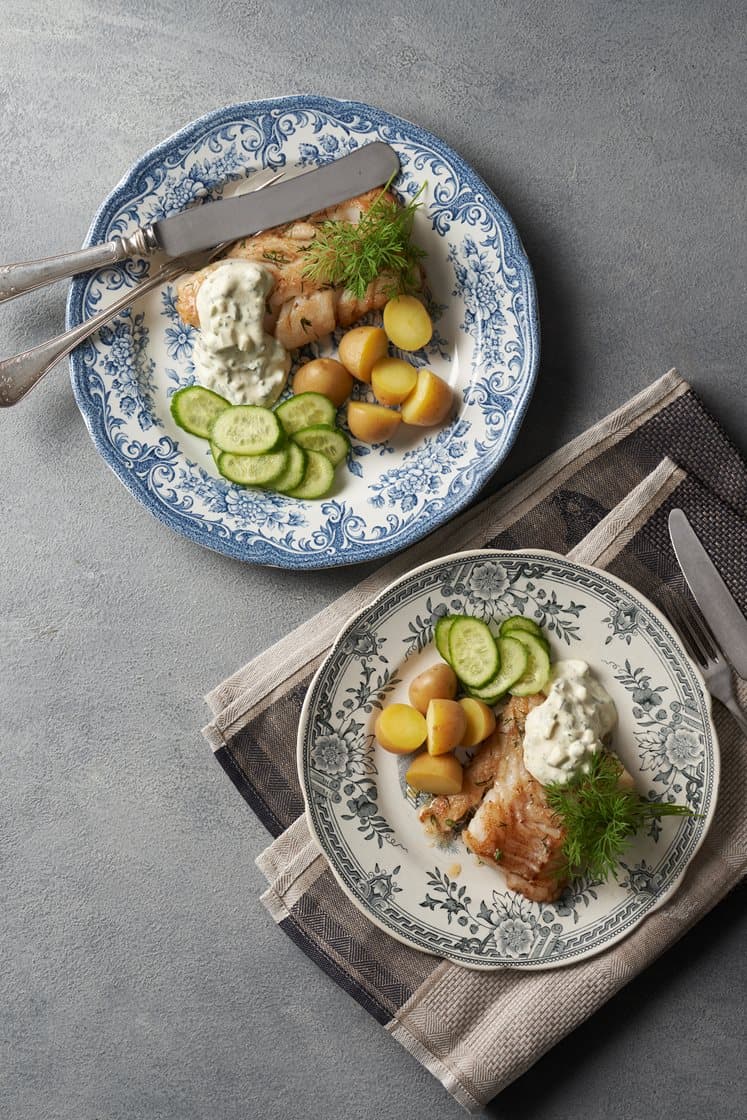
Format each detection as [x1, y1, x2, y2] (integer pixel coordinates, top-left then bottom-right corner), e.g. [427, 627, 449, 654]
[299, 551, 718, 969]
[67, 96, 539, 569]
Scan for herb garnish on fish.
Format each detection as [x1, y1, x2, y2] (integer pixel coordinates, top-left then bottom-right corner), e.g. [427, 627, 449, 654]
[545, 751, 698, 882]
[301, 178, 426, 299]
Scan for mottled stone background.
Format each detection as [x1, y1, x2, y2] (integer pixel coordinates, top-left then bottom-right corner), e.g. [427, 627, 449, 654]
[1, 2, 744, 1117]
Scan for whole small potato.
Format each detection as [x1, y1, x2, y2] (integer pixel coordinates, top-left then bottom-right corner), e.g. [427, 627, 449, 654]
[338, 326, 389, 382]
[401, 368, 454, 427]
[426, 698, 467, 756]
[383, 295, 433, 351]
[458, 697, 497, 748]
[371, 357, 418, 406]
[375, 703, 427, 754]
[347, 401, 402, 443]
[293, 359, 353, 406]
[406, 750, 463, 795]
[408, 663, 458, 714]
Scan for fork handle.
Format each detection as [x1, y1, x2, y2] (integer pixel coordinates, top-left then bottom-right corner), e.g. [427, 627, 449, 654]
[723, 697, 747, 738]
[0, 257, 186, 407]
[0, 227, 159, 305]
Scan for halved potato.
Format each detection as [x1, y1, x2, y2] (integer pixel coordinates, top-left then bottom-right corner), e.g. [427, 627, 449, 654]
[371, 357, 418, 406]
[375, 704, 427, 754]
[406, 750, 463, 795]
[383, 295, 433, 351]
[426, 698, 467, 756]
[347, 401, 402, 443]
[458, 697, 497, 748]
[400, 369, 454, 427]
[338, 326, 389, 382]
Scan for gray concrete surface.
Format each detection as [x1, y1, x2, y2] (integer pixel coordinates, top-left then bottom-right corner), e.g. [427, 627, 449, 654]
[1, 2, 745, 1117]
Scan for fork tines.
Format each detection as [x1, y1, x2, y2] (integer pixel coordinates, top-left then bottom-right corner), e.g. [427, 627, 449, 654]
[667, 594, 721, 667]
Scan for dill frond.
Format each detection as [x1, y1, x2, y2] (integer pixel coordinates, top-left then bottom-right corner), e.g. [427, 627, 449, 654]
[301, 178, 427, 299]
[545, 751, 698, 882]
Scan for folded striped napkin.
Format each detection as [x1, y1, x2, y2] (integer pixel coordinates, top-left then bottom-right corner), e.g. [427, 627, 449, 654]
[202, 370, 747, 1111]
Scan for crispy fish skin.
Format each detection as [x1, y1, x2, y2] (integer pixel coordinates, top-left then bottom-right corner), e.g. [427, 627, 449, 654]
[175, 189, 399, 351]
[419, 694, 568, 903]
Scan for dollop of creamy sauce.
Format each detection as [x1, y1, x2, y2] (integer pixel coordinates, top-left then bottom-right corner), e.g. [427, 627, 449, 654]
[523, 660, 617, 786]
[193, 260, 290, 406]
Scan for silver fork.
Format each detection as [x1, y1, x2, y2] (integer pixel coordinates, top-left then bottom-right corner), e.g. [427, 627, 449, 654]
[668, 594, 747, 735]
[0, 167, 284, 407]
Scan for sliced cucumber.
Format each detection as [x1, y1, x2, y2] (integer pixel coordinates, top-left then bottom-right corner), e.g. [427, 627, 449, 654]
[217, 448, 288, 486]
[170, 385, 231, 438]
[468, 636, 528, 702]
[292, 424, 350, 466]
[448, 617, 500, 688]
[211, 406, 283, 455]
[435, 616, 457, 664]
[509, 631, 552, 697]
[286, 449, 335, 500]
[276, 392, 336, 435]
[499, 615, 543, 639]
[272, 442, 307, 494]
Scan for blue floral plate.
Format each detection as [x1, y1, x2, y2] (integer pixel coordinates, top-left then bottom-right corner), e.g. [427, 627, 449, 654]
[66, 96, 539, 568]
[298, 550, 719, 969]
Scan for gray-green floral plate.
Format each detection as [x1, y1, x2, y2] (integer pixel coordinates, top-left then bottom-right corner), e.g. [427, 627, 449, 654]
[298, 549, 719, 970]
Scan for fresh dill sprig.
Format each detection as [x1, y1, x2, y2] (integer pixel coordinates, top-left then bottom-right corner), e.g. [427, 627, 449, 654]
[545, 751, 698, 882]
[301, 176, 427, 299]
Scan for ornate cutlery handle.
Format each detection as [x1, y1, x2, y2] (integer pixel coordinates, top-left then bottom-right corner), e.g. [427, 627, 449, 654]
[0, 257, 185, 407]
[0, 227, 159, 304]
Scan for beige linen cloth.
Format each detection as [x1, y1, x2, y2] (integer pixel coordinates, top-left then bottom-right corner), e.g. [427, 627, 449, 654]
[202, 370, 747, 1112]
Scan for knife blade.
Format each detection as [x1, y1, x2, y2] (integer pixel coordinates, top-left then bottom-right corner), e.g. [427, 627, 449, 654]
[668, 507, 747, 677]
[155, 142, 400, 256]
[0, 142, 400, 305]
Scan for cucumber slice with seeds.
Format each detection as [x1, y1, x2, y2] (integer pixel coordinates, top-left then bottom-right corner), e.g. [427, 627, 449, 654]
[500, 615, 550, 654]
[448, 617, 500, 688]
[499, 616, 543, 639]
[171, 386, 231, 438]
[276, 392, 336, 435]
[467, 636, 528, 703]
[509, 631, 552, 696]
[286, 449, 335, 499]
[272, 442, 307, 494]
[211, 405, 283, 455]
[292, 424, 350, 466]
[435, 616, 457, 664]
[217, 448, 288, 486]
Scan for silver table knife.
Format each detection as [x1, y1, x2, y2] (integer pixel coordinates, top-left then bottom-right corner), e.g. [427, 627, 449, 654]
[0, 142, 400, 304]
[668, 507, 747, 678]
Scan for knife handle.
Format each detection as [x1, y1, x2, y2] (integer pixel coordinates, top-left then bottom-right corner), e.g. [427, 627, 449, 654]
[0, 226, 159, 304]
[0, 256, 187, 406]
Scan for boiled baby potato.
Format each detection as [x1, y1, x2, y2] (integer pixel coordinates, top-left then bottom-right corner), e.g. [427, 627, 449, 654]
[371, 357, 418, 406]
[338, 326, 389, 382]
[293, 358, 353, 407]
[401, 369, 454, 427]
[426, 698, 467, 756]
[347, 401, 402, 443]
[383, 295, 433, 351]
[375, 703, 427, 754]
[458, 697, 497, 748]
[406, 750, 463, 795]
[408, 663, 458, 714]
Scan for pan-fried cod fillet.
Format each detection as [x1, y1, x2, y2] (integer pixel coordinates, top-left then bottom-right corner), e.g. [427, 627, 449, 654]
[419, 694, 568, 903]
[175, 189, 401, 351]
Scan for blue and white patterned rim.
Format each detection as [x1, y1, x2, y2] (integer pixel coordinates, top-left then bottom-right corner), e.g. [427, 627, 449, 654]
[66, 96, 539, 569]
[298, 550, 719, 970]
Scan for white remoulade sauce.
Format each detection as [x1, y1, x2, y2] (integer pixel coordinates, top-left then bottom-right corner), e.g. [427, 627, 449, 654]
[193, 260, 290, 406]
[523, 660, 617, 786]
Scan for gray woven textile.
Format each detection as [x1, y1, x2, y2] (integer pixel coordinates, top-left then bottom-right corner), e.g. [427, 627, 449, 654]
[202, 370, 747, 1111]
